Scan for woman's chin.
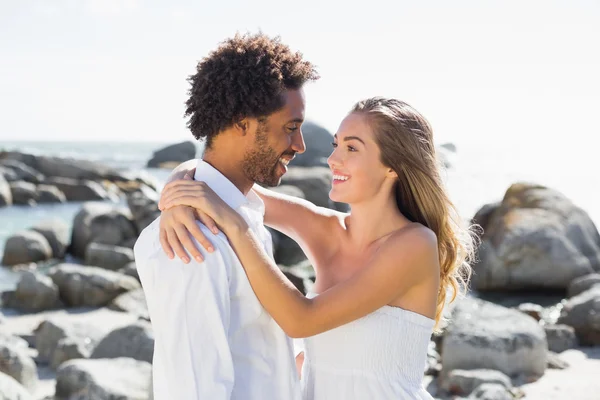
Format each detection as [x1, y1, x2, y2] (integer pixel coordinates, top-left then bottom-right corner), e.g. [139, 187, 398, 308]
[329, 189, 347, 203]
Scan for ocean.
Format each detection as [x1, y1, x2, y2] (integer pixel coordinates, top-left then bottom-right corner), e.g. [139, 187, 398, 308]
[1, 139, 598, 292]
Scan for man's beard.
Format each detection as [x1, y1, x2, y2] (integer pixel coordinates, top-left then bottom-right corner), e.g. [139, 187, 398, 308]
[242, 123, 289, 187]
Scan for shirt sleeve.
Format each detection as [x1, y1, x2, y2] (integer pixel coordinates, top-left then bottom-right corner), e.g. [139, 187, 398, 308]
[134, 220, 235, 399]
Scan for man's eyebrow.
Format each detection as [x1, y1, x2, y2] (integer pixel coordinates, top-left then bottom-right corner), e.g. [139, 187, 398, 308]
[287, 118, 304, 124]
[334, 134, 365, 145]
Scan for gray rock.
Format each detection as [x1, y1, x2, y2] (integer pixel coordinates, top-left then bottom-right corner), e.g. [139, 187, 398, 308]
[568, 273, 600, 298]
[8, 182, 37, 206]
[0, 160, 44, 183]
[473, 183, 600, 291]
[0, 166, 19, 182]
[91, 321, 154, 363]
[85, 243, 135, 271]
[109, 289, 148, 320]
[557, 286, 600, 345]
[48, 264, 140, 307]
[289, 122, 333, 168]
[13, 271, 62, 312]
[281, 167, 334, 209]
[46, 177, 115, 202]
[441, 298, 547, 379]
[56, 358, 151, 400]
[0, 174, 13, 206]
[468, 383, 513, 400]
[126, 185, 160, 233]
[70, 203, 138, 259]
[36, 185, 66, 203]
[146, 141, 197, 168]
[118, 262, 139, 282]
[1, 231, 53, 266]
[0, 342, 38, 391]
[51, 337, 89, 369]
[0, 371, 33, 400]
[31, 219, 70, 259]
[441, 369, 511, 396]
[544, 324, 578, 353]
[34, 319, 94, 368]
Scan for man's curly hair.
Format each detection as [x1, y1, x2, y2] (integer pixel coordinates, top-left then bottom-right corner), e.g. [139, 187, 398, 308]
[185, 33, 319, 149]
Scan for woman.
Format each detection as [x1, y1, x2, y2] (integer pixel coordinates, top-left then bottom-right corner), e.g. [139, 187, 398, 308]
[158, 97, 476, 399]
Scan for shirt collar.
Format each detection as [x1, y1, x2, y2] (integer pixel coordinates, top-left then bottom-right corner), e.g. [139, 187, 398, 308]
[193, 160, 265, 214]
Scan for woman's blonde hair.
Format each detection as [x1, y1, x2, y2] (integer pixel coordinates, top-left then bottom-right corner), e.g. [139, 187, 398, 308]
[352, 97, 478, 331]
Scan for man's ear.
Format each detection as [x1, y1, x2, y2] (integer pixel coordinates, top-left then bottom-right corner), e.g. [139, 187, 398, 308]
[235, 118, 250, 136]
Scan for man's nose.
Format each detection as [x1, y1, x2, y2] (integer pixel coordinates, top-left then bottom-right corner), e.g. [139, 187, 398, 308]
[291, 129, 306, 154]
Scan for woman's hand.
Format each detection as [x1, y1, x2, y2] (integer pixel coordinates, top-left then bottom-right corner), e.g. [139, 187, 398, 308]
[158, 175, 248, 262]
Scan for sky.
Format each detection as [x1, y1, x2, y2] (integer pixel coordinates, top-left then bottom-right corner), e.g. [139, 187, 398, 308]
[0, 0, 598, 155]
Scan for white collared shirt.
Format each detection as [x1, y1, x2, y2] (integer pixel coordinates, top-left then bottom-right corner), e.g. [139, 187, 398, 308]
[134, 160, 300, 400]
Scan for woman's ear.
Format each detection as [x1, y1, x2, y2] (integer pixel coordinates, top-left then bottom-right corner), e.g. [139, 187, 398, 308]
[386, 168, 398, 179]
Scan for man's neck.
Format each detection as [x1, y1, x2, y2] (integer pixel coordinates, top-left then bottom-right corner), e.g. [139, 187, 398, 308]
[202, 150, 253, 195]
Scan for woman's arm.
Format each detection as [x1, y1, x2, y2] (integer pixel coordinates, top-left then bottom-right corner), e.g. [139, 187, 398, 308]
[225, 216, 439, 338]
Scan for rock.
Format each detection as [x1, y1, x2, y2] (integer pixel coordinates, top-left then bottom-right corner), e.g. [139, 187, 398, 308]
[34, 319, 95, 368]
[48, 264, 140, 307]
[289, 122, 333, 168]
[46, 177, 115, 202]
[126, 185, 160, 233]
[55, 357, 151, 400]
[13, 271, 62, 312]
[0, 342, 38, 391]
[441, 298, 547, 379]
[91, 321, 154, 363]
[31, 219, 70, 260]
[273, 231, 307, 266]
[36, 184, 66, 203]
[473, 183, 600, 291]
[546, 351, 570, 369]
[467, 383, 513, 400]
[440, 142, 457, 153]
[0, 371, 33, 400]
[118, 262, 140, 282]
[146, 141, 197, 168]
[544, 324, 578, 353]
[1, 231, 53, 266]
[441, 369, 512, 396]
[0, 174, 13, 206]
[0, 332, 28, 352]
[471, 202, 500, 235]
[51, 337, 89, 369]
[0, 160, 44, 183]
[109, 289, 149, 320]
[568, 273, 600, 298]
[281, 167, 334, 209]
[8, 182, 37, 206]
[425, 341, 441, 376]
[85, 243, 135, 271]
[278, 261, 315, 295]
[557, 286, 600, 345]
[517, 303, 543, 321]
[70, 203, 138, 259]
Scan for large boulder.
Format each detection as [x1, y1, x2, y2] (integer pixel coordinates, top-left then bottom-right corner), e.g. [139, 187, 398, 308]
[85, 243, 135, 271]
[544, 324, 578, 353]
[1, 230, 53, 266]
[0, 174, 13, 206]
[91, 321, 154, 363]
[472, 183, 600, 291]
[12, 271, 62, 312]
[0, 371, 32, 400]
[0, 160, 43, 183]
[36, 184, 66, 203]
[146, 141, 197, 168]
[557, 286, 600, 345]
[289, 122, 333, 168]
[46, 177, 116, 202]
[441, 297, 547, 379]
[48, 264, 140, 307]
[31, 219, 70, 259]
[126, 185, 160, 232]
[281, 167, 333, 209]
[0, 342, 38, 392]
[70, 203, 138, 259]
[55, 358, 151, 400]
[8, 182, 37, 206]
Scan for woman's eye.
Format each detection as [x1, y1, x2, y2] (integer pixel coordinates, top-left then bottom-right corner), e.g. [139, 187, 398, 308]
[347, 145, 357, 152]
[331, 142, 338, 148]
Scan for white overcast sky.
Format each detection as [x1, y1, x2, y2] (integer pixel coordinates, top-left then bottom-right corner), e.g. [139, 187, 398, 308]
[0, 0, 598, 154]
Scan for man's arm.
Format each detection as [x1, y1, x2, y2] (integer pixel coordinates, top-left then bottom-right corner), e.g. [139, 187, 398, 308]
[134, 221, 235, 399]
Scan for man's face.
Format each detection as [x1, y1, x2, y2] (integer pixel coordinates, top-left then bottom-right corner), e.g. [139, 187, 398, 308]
[242, 89, 306, 187]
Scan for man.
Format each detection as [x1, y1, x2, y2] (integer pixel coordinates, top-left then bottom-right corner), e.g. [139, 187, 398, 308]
[134, 33, 318, 399]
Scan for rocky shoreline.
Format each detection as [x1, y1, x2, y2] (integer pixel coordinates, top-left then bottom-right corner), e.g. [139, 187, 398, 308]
[1, 127, 599, 399]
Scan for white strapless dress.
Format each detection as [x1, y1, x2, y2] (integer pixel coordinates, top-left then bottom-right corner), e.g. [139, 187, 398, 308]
[296, 293, 435, 400]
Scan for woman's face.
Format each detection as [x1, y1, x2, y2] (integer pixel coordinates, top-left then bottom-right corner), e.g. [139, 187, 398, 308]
[327, 112, 395, 205]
